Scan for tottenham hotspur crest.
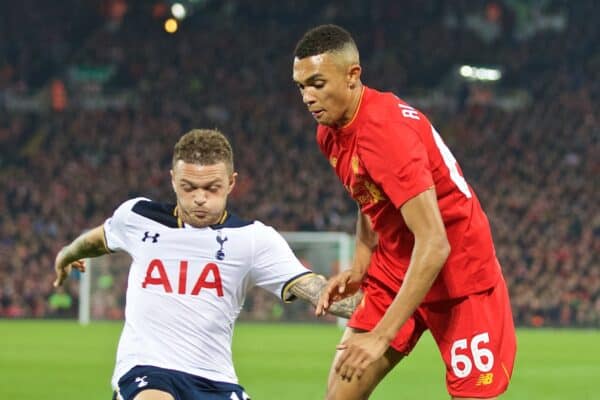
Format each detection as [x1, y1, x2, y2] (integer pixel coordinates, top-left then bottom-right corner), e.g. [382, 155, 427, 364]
[216, 231, 228, 260]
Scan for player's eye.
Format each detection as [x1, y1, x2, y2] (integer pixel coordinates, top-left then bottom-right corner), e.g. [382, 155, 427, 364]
[313, 81, 325, 88]
[181, 185, 194, 192]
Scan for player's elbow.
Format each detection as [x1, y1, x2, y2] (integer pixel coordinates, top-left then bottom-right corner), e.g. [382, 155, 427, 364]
[420, 232, 450, 274]
[431, 236, 451, 270]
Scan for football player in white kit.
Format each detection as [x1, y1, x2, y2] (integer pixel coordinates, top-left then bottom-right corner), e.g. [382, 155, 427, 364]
[53, 129, 361, 400]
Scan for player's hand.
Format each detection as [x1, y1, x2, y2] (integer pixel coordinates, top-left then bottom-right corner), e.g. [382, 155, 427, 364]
[315, 270, 363, 316]
[335, 331, 389, 381]
[53, 250, 86, 287]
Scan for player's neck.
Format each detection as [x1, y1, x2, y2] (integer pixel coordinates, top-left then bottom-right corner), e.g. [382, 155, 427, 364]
[175, 206, 228, 228]
[337, 84, 364, 129]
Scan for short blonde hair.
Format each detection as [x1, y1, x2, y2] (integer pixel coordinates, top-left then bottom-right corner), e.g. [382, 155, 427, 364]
[172, 129, 234, 172]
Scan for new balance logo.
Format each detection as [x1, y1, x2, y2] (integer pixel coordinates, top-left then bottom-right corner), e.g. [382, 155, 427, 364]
[142, 232, 160, 243]
[135, 376, 148, 388]
[476, 373, 494, 386]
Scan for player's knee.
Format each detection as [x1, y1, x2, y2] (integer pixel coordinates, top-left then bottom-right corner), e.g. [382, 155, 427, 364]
[324, 380, 338, 400]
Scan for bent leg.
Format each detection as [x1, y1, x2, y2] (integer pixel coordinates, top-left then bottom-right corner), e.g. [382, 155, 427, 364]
[424, 277, 516, 399]
[326, 327, 404, 400]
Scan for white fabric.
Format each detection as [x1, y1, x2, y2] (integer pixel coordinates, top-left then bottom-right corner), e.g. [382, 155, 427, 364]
[104, 197, 309, 387]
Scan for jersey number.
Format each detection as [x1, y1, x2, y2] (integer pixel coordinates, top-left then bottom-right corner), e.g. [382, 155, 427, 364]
[450, 332, 494, 378]
[431, 127, 472, 198]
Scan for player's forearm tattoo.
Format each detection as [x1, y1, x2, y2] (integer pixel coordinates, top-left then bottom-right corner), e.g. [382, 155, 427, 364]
[289, 275, 363, 319]
[61, 231, 109, 264]
[326, 290, 363, 319]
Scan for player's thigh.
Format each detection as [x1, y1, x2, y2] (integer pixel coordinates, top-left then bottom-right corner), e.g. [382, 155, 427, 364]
[423, 277, 516, 398]
[133, 389, 175, 400]
[326, 327, 404, 400]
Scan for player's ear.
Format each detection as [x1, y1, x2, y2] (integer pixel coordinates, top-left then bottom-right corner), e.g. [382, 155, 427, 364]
[227, 172, 237, 194]
[347, 64, 361, 88]
[170, 169, 176, 193]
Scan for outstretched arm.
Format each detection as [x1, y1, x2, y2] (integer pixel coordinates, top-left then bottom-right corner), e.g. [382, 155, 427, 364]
[316, 210, 376, 315]
[288, 273, 363, 319]
[53, 225, 111, 287]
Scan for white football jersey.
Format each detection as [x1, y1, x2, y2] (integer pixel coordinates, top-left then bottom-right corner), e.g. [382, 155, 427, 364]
[104, 197, 311, 388]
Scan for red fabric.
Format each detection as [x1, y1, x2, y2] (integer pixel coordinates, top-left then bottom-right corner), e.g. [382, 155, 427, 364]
[317, 86, 501, 301]
[349, 275, 516, 398]
[347, 276, 426, 353]
[425, 276, 516, 397]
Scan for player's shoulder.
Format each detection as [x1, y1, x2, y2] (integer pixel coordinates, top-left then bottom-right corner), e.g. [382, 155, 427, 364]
[112, 197, 180, 228]
[209, 212, 254, 230]
[363, 87, 424, 121]
[241, 219, 284, 241]
[229, 218, 272, 234]
[360, 86, 396, 113]
[115, 196, 151, 211]
[359, 88, 430, 140]
[213, 218, 284, 253]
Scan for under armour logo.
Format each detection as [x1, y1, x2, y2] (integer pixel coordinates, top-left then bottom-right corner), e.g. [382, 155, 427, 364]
[142, 232, 160, 243]
[135, 376, 148, 388]
[216, 233, 228, 260]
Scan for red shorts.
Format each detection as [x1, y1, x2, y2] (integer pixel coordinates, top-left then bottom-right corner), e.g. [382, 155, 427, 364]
[348, 275, 516, 398]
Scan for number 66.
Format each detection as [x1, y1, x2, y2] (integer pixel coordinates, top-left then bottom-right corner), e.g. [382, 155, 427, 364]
[450, 332, 494, 378]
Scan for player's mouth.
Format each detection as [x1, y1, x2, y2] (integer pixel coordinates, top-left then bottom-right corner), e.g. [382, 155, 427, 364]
[192, 210, 209, 218]
[311, 109, 324, 119]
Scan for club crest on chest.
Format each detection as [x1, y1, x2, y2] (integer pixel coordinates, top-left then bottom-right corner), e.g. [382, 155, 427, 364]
[215, 231, 228, 260]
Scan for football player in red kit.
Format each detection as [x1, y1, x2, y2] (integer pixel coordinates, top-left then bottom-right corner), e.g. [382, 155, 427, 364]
[293, 25, 516, 399]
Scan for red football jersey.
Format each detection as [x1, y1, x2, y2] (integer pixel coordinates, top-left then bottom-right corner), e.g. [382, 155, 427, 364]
[317, 86, 501, 301]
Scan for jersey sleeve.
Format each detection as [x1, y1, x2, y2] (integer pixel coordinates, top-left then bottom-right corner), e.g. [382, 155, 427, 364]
[103, 197, 149, 252]
[358, 119, 434, 209]
[250, 224, 312, 302]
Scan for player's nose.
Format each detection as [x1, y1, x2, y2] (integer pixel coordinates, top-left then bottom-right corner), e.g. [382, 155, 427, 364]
[193, 191, 207, 205]
[302, 90, 316, 105]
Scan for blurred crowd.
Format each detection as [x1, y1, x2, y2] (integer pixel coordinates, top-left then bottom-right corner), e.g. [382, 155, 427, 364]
[0, 0, 597, 326]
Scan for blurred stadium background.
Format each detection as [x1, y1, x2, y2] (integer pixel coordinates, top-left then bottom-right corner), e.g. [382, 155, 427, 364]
[0, 0, 598, 399]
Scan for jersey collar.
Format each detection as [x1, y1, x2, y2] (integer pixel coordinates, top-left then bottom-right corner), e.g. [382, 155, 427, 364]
[175, 207, 229, 229]
[339, 86, 365, 131]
